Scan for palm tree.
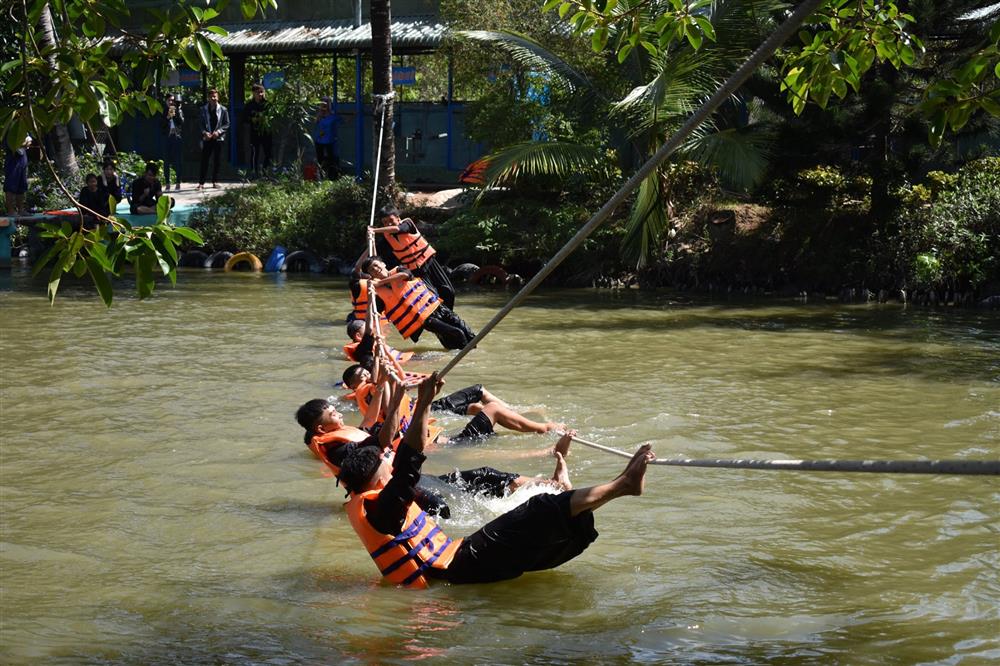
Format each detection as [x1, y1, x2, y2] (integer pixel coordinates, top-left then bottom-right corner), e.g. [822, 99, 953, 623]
[459, 0, 782, 266]
[37, 3, 79, 179]
[371, 0, 396, 204]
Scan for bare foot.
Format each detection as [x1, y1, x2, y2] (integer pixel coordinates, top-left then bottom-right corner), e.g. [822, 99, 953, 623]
[619, 444, 654, 496]
[552, 451, 572, 490]
[554, 429, 575, 458]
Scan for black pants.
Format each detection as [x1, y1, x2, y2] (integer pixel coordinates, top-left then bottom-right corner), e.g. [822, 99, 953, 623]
[416, 465, 520, 519]
[431, 385, 484, 415]
[316, 143, 338, 179]
[249, 134, 271, 174]
[414, 257, 456, 310]
[422, 305, 476, 350]
[429, 491, 598, 585]
[199, 139, 223, 185]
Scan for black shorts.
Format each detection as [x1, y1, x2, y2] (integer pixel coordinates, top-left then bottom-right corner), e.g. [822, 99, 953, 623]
[432, 385, 484, 415]
[436, 467, 519, 498]
[447, 411, 494, 445]
[429, 491, 598, 584]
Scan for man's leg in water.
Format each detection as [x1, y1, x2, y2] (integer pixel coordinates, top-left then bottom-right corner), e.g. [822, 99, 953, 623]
[479, 401, 565, 434]
[567, 444, 654, 517]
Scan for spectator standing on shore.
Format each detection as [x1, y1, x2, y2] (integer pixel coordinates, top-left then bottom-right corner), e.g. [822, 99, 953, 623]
[3, 134, 30, 215]
[162, 93, 184, 191]
[312, 98, 339, 179]
[243, 84, 271, 177]
[198, 88, 229, 190]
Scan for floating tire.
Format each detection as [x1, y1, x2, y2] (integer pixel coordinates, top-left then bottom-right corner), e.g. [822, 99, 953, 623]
[224, 251, 263, 272]
[468, 265, 508, 286]
[282, 249, 324, 273]
[178, 250, 208, 268]
[205, 250, 233, 269]
[449, 262, 480, 283]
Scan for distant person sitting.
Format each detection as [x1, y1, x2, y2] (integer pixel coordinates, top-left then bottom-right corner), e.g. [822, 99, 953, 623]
[130, 162, 165, 215]
[374, 205, 456, 309]
[98, 159, 122, 206]
[78, 173, 110, 225]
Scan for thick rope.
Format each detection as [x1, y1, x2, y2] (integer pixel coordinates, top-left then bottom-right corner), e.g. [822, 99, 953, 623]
[367, 92, 395, 256]
[437, 0, 827, 380]
[559, 433, 1000, 475]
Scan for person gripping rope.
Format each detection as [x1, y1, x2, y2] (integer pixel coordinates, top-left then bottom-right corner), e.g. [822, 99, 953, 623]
[355, 255, 475, 350]
[372, 205, 455, 310]
[333, 373, 656, 587]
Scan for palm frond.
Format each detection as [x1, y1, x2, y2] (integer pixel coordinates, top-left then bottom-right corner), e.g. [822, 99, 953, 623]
[682, 123, 776, 191]
[478, 141, 605, 190]
[621, 172, 669, 267]
[455, 30, 599, 99]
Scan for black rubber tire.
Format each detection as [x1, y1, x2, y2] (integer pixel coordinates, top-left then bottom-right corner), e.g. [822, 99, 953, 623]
[178, 250, 208, 268]
[282, 249, 324, 273]
[448, 262, 480, 283]
[204, 250, 233, 269]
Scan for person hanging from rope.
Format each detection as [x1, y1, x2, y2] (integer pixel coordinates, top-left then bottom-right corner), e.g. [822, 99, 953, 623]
[344, 318, 415, 370]
[342, 362, 565, 445]
[371, 205, 456, 310]
[353, 255, 476, 350]
[295, 377, 570, 519]
[332, 372, 656, 587]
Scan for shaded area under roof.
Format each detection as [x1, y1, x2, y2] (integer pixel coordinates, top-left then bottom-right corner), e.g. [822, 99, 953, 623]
[207, 16, 446, 54]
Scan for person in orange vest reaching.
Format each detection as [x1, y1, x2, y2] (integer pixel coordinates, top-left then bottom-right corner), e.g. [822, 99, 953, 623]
[295, 384, 569, 519]
[332, 372, 656, 588]
[358, 255, 475, 350]
[373, 205, 455, 309]
[342, 363, 565, 444]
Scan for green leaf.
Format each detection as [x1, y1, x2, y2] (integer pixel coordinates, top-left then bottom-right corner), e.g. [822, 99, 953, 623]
[156, 193, 172, 222]
[240, 0, 257, 19]
[559, 2, 572, 19]
[171, 226, 204, 243]
[204, 25, 229, 36]
[86, 257, 114, 307]
[47, 260, 63, 305]
[72, 256, 88, 278]
[194, 35, 212, 67]
[31, 241, 63, 277]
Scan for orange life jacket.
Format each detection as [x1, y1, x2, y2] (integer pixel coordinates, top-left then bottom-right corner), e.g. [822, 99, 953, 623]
[345, 489, 461, 588]
[349, 381, 442, 444]
[342, 341, 414, 366]
[377, 278, 440, 340]
[384, 226, 436, 271]
[308, 427, 372, 476]
[351, 279, 390, 329]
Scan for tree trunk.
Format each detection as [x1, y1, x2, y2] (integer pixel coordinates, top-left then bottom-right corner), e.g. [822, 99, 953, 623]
[370, 0, 396, 205]
[38, 4, 79, 180]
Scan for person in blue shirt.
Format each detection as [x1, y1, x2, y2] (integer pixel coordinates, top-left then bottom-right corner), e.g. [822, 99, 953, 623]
[312, 98, 339, 179]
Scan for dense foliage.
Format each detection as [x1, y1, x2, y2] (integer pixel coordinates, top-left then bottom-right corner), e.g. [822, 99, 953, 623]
[188, 176, 369, 259]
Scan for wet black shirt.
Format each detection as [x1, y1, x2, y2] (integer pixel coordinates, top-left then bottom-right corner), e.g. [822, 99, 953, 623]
[365, 442, 425, 535]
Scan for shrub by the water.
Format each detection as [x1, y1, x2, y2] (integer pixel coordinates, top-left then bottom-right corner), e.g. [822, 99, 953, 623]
[188, 176, 369, 258]
[893, 157, 1000, 292]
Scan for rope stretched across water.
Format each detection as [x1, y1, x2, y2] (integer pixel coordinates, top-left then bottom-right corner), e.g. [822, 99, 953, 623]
[436, 0, 827, 380]
[367, 92, 395, 256]
[558, 432, 1000, 476]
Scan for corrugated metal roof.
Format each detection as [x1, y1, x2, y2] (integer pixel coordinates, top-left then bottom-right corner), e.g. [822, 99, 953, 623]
[209, 16, 447, 54]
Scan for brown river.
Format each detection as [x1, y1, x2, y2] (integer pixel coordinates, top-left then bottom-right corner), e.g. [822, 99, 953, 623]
[1, 267, 998, 664]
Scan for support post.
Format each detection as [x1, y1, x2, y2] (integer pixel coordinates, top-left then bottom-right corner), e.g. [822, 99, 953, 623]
[446, 54, 454, 171]
[355, 52, 364, 181]
[229, 55, 246, 168]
